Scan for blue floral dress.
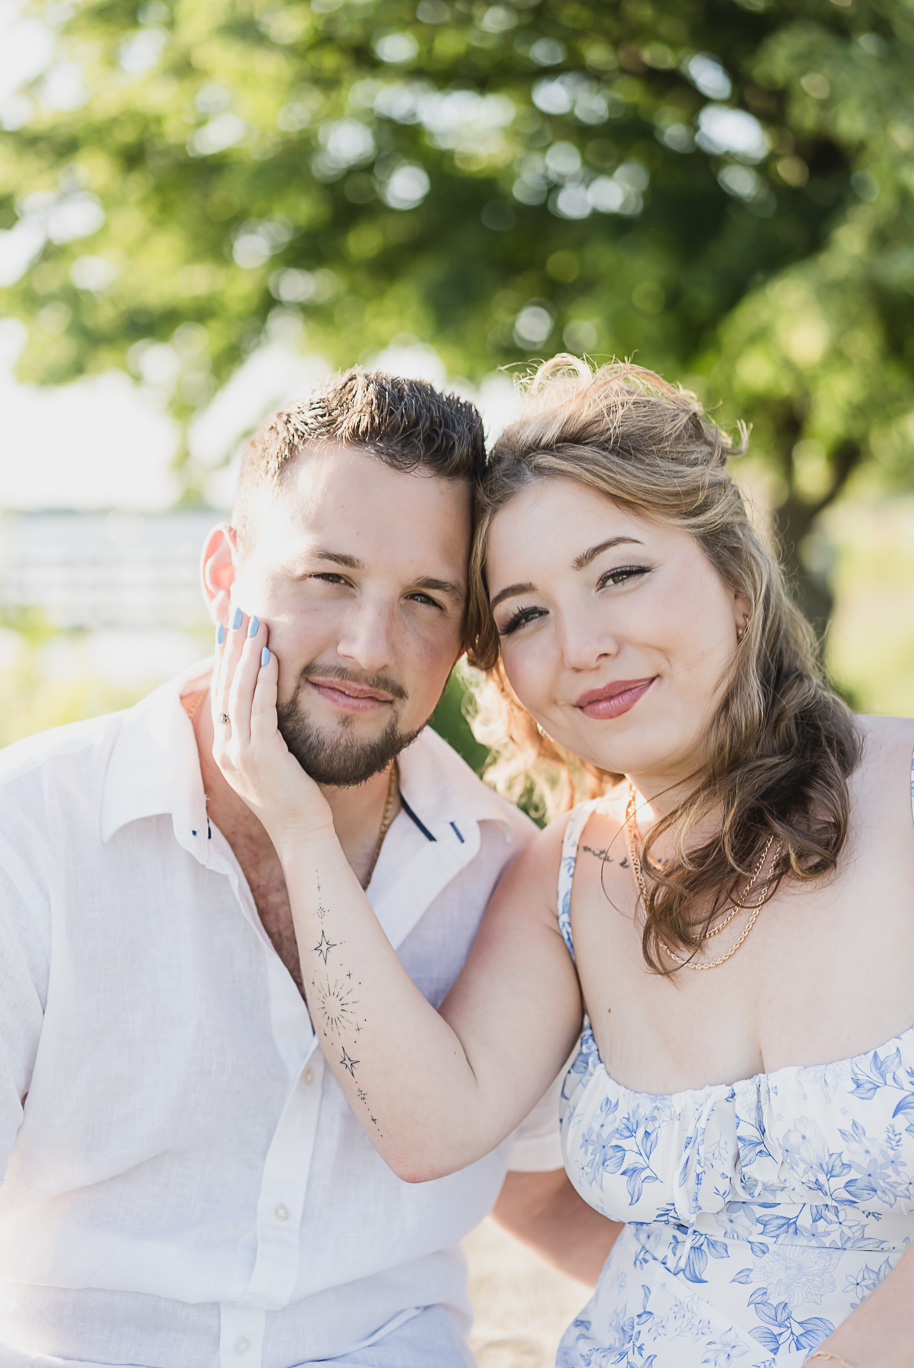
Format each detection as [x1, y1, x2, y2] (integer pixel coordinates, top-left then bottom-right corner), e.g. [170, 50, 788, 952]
[556, 789, 914, 1367]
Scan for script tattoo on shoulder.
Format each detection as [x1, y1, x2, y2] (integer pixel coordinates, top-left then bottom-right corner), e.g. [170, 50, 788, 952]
[309, 871, 382, 1135]
[580, 843, 612, 862]
[579, 843, 630, 868]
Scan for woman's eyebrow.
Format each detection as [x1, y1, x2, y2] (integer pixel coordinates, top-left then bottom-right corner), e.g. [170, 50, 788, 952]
[489, 581, 535, 611]
[572, 536, 643, 571]
[490, 536, 645, 608]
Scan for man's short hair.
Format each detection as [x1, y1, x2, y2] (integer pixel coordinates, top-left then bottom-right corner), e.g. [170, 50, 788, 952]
[232, 367, 486, 553]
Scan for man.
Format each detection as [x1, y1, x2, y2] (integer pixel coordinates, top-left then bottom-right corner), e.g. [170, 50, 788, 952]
[0, 369, 615, 1368]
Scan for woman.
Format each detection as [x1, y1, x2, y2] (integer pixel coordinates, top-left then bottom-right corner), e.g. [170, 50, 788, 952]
[213, 358, 914, 1366]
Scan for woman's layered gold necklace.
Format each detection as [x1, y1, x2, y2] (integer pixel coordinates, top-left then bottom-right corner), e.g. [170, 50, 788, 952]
[624, 785, 782, 971]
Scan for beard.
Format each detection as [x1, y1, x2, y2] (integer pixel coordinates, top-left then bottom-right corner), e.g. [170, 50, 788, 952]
[276, 667, 430, 787]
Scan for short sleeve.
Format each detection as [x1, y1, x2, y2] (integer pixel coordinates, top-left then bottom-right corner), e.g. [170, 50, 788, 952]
[504, 1066, 565, 1173]
[0, 834, 49, 1181]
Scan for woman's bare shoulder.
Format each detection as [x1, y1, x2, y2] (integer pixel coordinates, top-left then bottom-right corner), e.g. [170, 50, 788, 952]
[851, 714, 914, 820]
[492, 798, 607, 908]
[856, 712, 914, 747]
[499, 809, 569, 895]
[855, 714, 914, 774]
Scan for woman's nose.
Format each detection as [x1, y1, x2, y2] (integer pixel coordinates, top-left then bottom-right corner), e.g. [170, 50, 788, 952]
[559, 610, 619, 671]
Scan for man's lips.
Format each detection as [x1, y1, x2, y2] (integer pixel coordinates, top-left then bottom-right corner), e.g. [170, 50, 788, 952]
[574, 677, 655, 719]
[306, 677, 395, 712]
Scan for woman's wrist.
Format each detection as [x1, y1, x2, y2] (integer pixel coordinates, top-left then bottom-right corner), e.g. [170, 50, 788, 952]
[805, 1354, 858, 1368]
[271, 822, 339, 865]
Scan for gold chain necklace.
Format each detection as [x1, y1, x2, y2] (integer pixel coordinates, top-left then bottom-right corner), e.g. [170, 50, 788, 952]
[624, 786, 782, 971]
[363, 760, 398, 888]
[183, 689, 207, 723]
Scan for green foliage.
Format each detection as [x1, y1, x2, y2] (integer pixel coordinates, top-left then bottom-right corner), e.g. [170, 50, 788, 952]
[430, 666, 490, 773]
[1, 0, 913, 616]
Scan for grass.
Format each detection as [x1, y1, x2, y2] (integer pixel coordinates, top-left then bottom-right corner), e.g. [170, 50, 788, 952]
[824, 496, 914, 717]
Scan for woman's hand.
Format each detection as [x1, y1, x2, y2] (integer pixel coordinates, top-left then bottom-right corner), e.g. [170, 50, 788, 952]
[211, 609, 334, 850]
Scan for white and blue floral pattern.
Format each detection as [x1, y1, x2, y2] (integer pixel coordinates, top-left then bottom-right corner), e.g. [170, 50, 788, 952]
[555, 796, 914, 1366]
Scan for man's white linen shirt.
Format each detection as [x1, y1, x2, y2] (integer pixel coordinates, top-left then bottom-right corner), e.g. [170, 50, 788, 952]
[0, 665, 560, 1368]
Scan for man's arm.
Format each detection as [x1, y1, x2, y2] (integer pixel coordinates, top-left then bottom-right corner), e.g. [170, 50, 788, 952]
[0, 834, 49, 1178]
[490, 1169, 621, 1287]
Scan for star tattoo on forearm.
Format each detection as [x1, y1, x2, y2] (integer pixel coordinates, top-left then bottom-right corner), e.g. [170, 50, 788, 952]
[309, 873, 382, 1135]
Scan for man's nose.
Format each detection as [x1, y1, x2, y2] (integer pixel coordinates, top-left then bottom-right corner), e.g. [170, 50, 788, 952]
[336, 598, 397, 675]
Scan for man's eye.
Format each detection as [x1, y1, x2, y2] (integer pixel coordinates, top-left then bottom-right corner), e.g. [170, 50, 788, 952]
[497, 605, 545, 636]
[407, 593, 444, 610]
[312, 573, 350, 586]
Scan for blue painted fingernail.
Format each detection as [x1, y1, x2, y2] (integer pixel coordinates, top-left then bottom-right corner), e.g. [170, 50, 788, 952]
[231, 607, 243, 630]
[216, 623, 226, 645]
[248, 615, 259, 638]
[261, 646, 270, 667]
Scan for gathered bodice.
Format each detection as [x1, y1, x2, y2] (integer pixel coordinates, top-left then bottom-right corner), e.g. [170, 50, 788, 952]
[555, 796, 914, 1365]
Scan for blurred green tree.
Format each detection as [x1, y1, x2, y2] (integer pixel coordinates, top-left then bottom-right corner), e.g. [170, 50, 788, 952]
[1, 0, 912, 631]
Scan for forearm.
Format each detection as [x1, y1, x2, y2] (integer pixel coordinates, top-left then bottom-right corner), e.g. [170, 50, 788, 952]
[491, 1169, 621, 1287]
[282, 835, 513, 1179]
[211, 620, 578, 1180]
[806, 1244, 914, 1368]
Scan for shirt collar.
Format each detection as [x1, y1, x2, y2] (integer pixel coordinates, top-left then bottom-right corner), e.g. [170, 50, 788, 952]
[395, 723, 517, 846]
[100, 659, 211, 844]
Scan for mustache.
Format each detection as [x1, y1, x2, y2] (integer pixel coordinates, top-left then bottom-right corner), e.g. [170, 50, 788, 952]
[298, 662, 408, 702]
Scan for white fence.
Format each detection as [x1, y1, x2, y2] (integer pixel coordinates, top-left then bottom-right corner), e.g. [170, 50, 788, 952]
[0, 510, 221, 630]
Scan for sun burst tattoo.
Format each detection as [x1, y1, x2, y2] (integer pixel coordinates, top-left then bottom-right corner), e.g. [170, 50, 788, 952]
[314, 929, 337, 964]
[340, 1046, 359, 1076]
[317, 977, 359, 1034]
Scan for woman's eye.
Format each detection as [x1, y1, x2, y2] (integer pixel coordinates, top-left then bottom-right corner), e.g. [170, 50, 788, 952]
[497, 604, 545, 636]
[598, 564, 650, 589]
[311, 573, 350, 587]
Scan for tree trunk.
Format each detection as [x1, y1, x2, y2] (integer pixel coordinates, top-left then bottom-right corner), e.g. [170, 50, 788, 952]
[772, 438, 861, 651]
[774, 495, 836, 648]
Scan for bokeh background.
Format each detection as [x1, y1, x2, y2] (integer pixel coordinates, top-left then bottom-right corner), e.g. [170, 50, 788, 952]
[0, 1, 912, 1360]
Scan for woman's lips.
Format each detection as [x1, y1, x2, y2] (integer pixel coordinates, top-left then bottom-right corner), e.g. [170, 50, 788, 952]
[574, 677, 655, 720]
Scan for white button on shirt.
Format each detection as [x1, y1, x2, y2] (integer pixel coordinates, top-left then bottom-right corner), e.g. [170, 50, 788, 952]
[0, 664, 561, 1368]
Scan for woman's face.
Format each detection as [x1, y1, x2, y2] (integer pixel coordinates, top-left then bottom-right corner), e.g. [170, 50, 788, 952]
[486, 478, 749, 794]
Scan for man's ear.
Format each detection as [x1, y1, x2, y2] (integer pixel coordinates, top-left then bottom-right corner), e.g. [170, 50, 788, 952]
[200, 524, 238, 626]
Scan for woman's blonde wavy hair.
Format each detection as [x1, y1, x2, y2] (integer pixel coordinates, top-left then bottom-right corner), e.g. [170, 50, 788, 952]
[465, 356, 861, 975]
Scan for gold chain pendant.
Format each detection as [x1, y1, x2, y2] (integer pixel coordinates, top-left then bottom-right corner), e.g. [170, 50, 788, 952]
[624, 786, 781, 971]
